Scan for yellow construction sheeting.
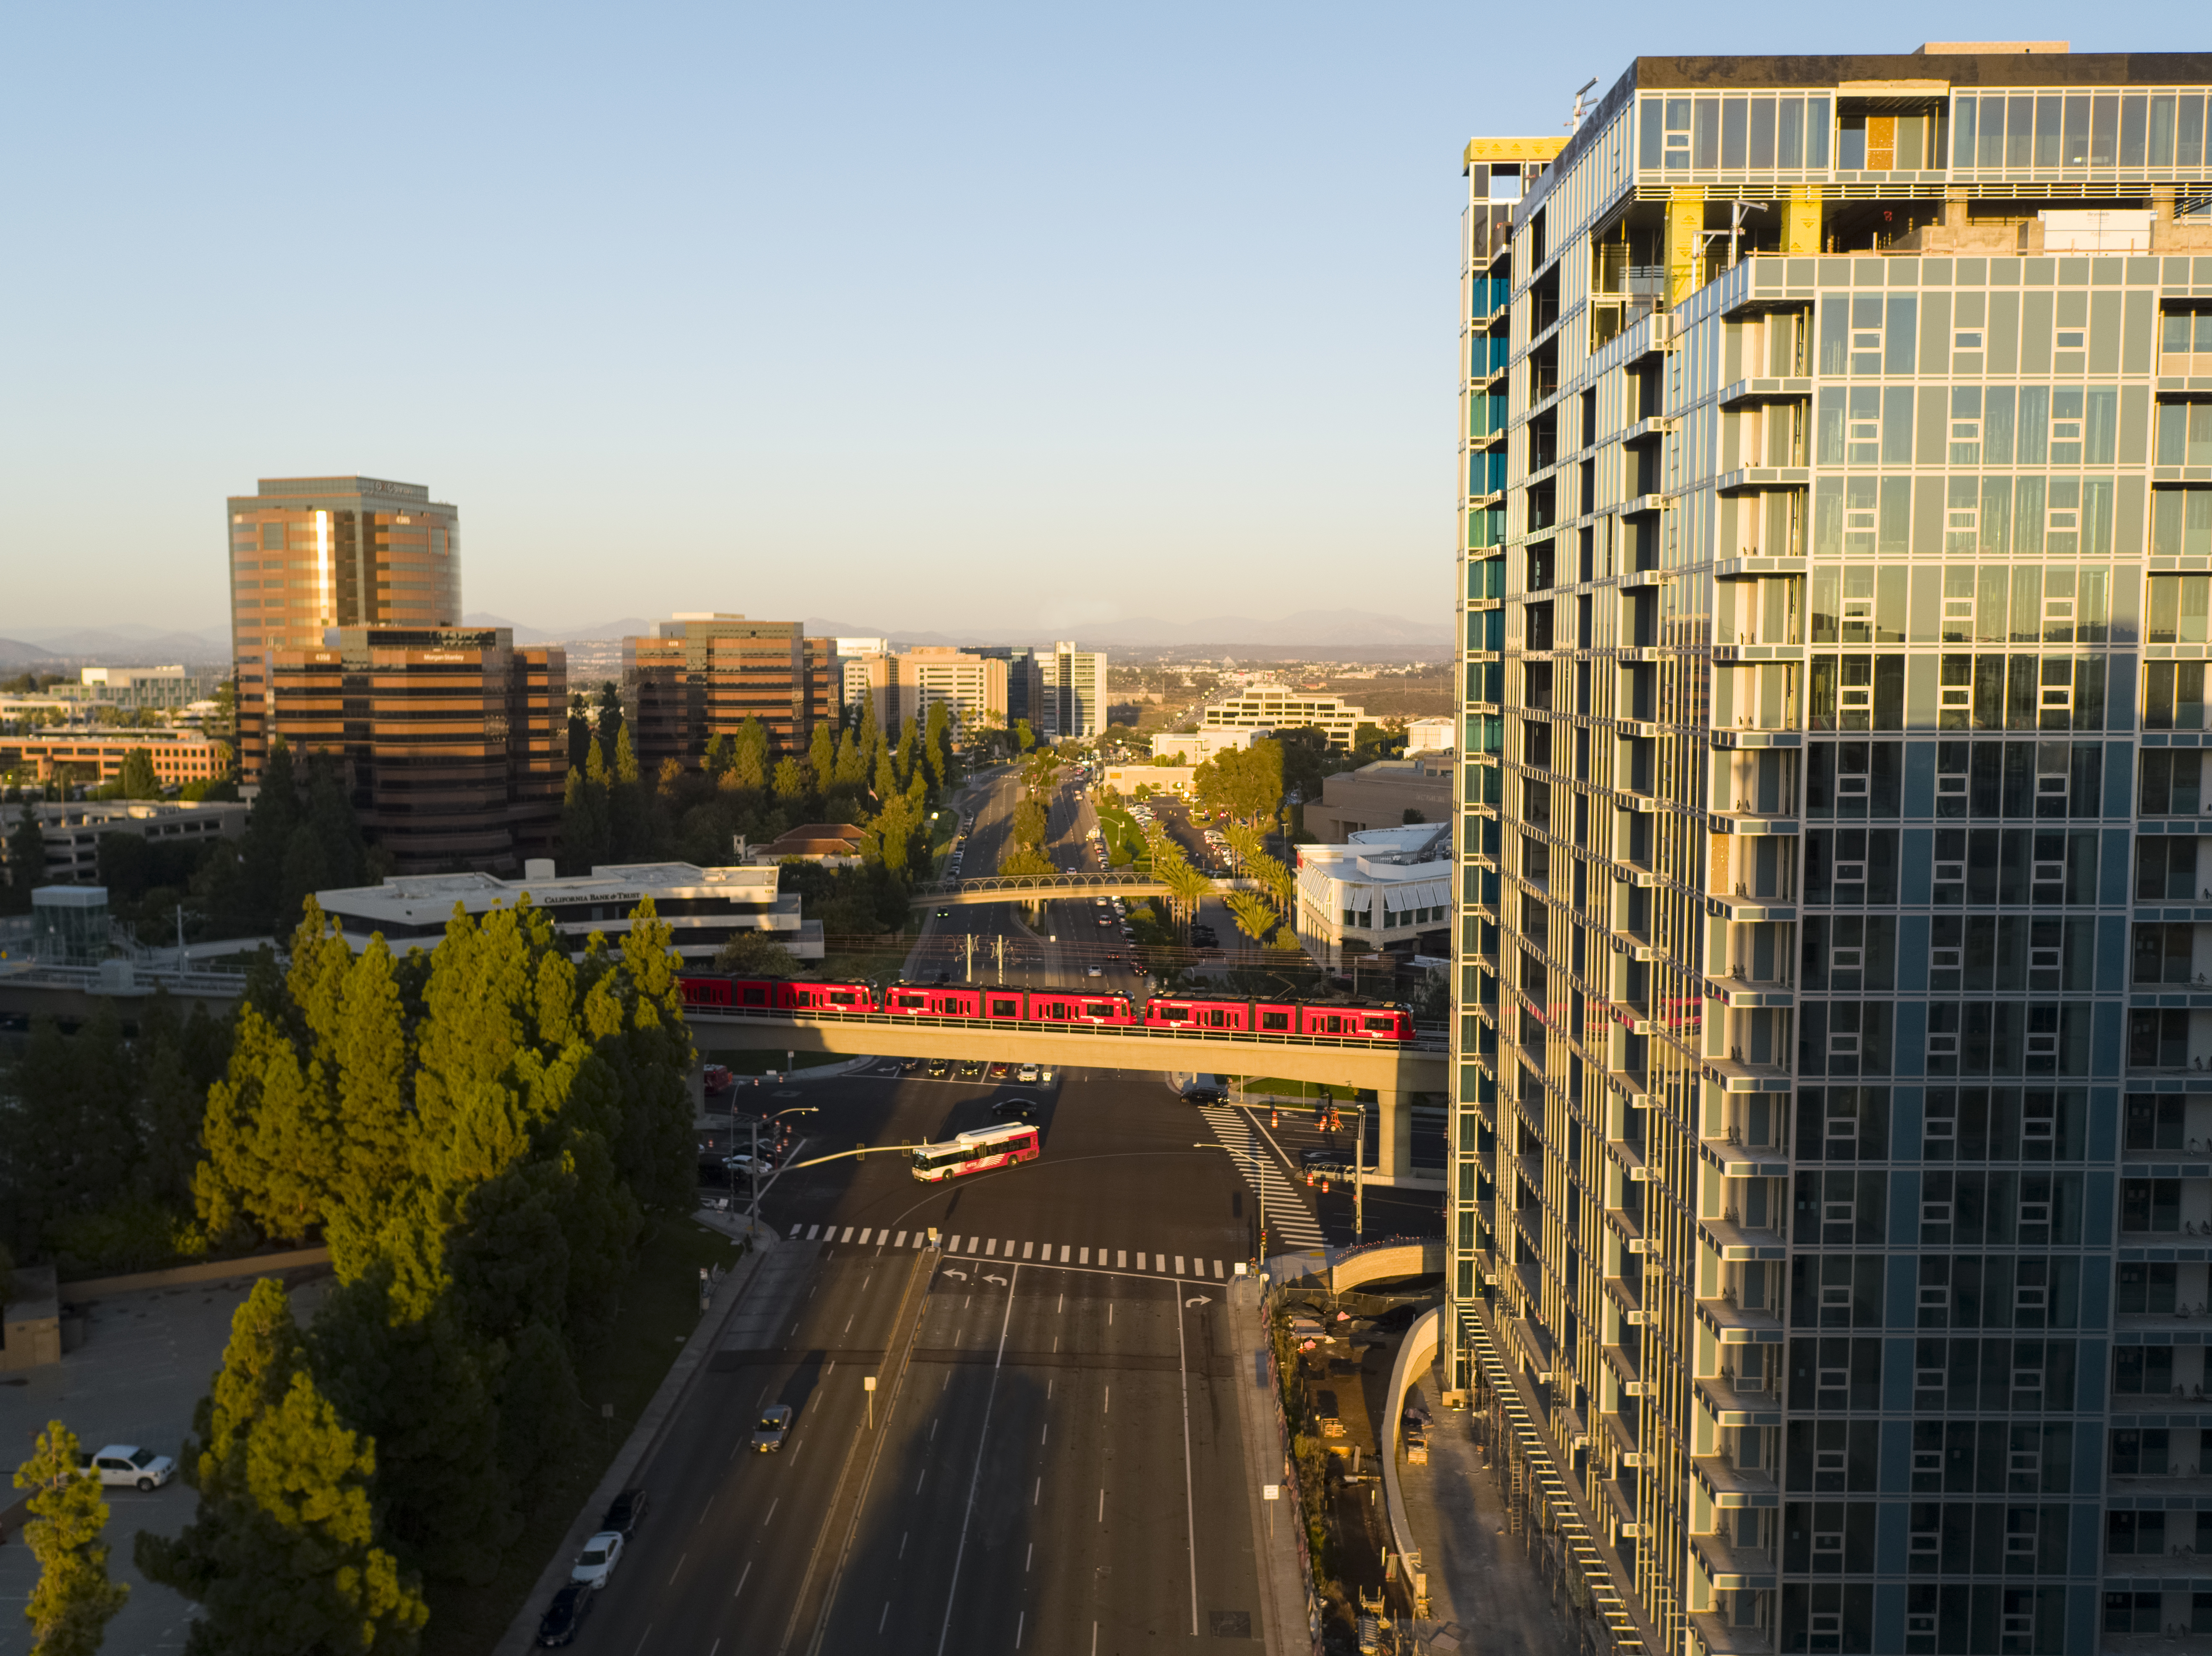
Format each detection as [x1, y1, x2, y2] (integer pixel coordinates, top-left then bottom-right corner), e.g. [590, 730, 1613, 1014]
[1784, 190, 1821, 255]
[1463, 135, 1567, 170]
[1667, 189, 1703, 310]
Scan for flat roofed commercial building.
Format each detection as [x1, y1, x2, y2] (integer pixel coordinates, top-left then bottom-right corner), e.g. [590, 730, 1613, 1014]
[0, 799, 249, 885]
[1451, 44, 2212, 1656]
[314, 859, 819, 960]
[1, 731, 228, 787]
[227, 476, 462, 783]
[621, 614, 836, 767]
[1305, 754, 1453, 844]
[269, 626, 563, 875]
[1292, 825, 1453, 968]
[1041, 641, 1106, 740]
[1199, 684, 1365, 750]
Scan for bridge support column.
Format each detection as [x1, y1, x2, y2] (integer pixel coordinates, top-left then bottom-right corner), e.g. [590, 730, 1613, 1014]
[1370, 1089, 1414, 1182]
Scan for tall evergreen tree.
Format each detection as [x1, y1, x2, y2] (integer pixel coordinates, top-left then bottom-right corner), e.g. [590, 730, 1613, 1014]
[731, 719, 770, 791]
[137, 1281, 426, 1655]
[923, 700, 951, 790]
[808, 720, 836, 784]
[118, 747, 159, 799]
[14, 1419, 129, 1656]
[6, 804, 47, 895]
[703, 731, 734, 780]
[771, 756, 808, 805]
[0, 1009, 138, 1258]
[833, 728, 864, 789]
[871, 742, 897, 804]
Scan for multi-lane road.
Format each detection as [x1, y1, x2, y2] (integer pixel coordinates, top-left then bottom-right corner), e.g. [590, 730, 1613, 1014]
[596, 1065, 1291, 1654]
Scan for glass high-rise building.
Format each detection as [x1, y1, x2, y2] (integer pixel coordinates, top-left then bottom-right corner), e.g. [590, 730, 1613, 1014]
[1451, 45, 2212, 1656]
[620, 614, 837, 768]
[226, 476, 462, 782]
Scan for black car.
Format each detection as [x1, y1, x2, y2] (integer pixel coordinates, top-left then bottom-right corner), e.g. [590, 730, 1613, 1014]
[925, 1057, 952, 1077]
[537, 1584, 595, 1647]
[991, 1098, 1041, 1124]
[601, 1487, 649, 1536]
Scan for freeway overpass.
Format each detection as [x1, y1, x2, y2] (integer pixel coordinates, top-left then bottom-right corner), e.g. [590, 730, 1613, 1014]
[910, 871, 1264, 906]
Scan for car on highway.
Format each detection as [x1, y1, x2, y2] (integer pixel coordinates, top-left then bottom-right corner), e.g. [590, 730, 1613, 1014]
[1086, 965, 1103, 977]
[1015, 1062, 1039, 1083]
[570, 1531, 625, 1591]
[537, 1584, 595, 1646]
[935, 907, 952, 918]
[753, 1404, 796, 1452]
[990, 1097, 1041, 1124]
[79, 1445, 175, 1491]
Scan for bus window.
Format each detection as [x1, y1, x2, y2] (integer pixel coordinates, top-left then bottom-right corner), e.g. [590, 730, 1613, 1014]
[990, 997, 1020, 1018]
[1261, 1010, 1290, 1031]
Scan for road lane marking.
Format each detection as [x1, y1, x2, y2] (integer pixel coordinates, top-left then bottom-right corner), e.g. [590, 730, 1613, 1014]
[1175, 1255, 1185, 1274]
[632, 1628, 652, 1656]
[1056, 1294, 1062, 1313]
[1003, 1238, 1015, 1255]
[807, 1225, 820, 1239]
[1016, 1611, 1025, 1648]
[880, 1603, 890, 1634]
[900, 1531, 908, 1558]
[934, 1261, 1019, 1656]
[1079, 1247, 1088, 1263]
[948, 1234, 962, 1250]
[917, 1469, 927, 1491]
[1213, 1260, 1224, 1278]
[895, 1230, 907, 1247]
[1155, 1254, 1167, 1273]
[1116, 1250, 1126, 1268]
[967, 1237, 980, 1253]
[1098, 1487, 1104, 1521]
[790, 1224, 802, 1238]
[841, 1227, 854, 1243]
[762, 1498, 778, 1525]
[1025, 1542, 1033, 1573]
[859, 1228, 871, 1244]
[1041, 1423, 1049, 1444]
[1103, 1386, 1109, 1413]
[696, 1493, 713, 1526]
[1060, 1244, 1070, 1261]
[930, 1417, 938, 1440]
[1022, 1240, 1033, 1259]
[985, 1239, 997, 1255]
[844, 1315, 854, 1333]
[669, 1552, 687, 1585]
[1175, 1279, 1199, 1638]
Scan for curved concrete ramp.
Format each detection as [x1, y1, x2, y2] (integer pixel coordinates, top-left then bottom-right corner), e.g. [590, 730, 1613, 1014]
[1330, 1236, 1445, 1294]
[1381, 1305, 1441, 1574]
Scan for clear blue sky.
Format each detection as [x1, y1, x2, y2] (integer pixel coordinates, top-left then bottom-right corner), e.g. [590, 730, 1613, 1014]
[0, 1, 2113, 638]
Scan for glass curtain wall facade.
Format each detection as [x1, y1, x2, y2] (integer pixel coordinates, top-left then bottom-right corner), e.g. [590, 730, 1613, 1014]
[1451, 48, 2212, 1656]
[269, 627, 563, 874]
[226, 476, 462, 783]
[620, 614, 837, 768]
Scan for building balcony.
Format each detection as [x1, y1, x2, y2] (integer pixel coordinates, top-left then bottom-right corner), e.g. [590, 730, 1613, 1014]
[1603, 1342, 1656, 1400]
[1697, 1213, 1788, 1263]
[1604, 1206, 1654, 1257]
[1702, 1054, 1794, 1095]
[1693, 1454, 1780, 1509]
[1603, 1275, 1649, 1329]
[1713, 466, 1810, 496]
[1599, 1476, 1646, 1538]
[1691, 1531, 1778, 1592]
[1690, 1612, 1779, 1656]
[1704, 891, 1795, 924]
[1703, 973, 1795, 1011]
[1716, 376, 1812, 412]
[1709, 726, 1801, 751]
[1696, 1292, 1785, 1346]
[1698, 1126, 1789, 1181]
[1599, 1407, 1654, 1471]
[2111, 1468, 2212, 1498]
[2118, 1306, 2212, 1333]
[2098, 1547, 2212, 1579]
[1694, 1373, 1783, 1429]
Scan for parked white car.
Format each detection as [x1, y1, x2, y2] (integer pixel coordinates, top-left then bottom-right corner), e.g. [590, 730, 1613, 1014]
[82, 1445, 175, 1491]
[570, 1531, 625, 1591]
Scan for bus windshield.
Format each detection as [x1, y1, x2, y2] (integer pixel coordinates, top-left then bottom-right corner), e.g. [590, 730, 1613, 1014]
[911, 1143, 971, 1172]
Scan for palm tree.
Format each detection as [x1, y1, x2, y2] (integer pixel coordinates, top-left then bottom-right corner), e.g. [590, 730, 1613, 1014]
[1225, 890, 1279, 948]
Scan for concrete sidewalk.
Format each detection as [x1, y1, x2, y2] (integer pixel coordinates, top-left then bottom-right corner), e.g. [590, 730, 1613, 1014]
[1395, 1363, 1576, 1656]
[1226, 1277, 1320, 1656]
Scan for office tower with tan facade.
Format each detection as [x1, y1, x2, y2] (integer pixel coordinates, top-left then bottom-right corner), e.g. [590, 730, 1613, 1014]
[268, 627, 563, 874]
[1452, 46, 2212, 1656]
[226, 476, 461, 783]
[621, 614, 836, 768]
[842, 646, 1009, 737]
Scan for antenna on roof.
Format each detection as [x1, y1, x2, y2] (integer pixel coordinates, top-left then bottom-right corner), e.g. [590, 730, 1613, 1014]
[1566, 77, 1599, 133]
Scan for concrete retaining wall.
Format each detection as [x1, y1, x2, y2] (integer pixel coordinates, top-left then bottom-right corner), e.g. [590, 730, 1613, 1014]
[61, 1245, 332, 1302]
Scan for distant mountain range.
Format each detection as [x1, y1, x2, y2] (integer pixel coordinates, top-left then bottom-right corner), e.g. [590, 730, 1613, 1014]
[468, 609, 1451, 650]
[0, 607, 1448, 671]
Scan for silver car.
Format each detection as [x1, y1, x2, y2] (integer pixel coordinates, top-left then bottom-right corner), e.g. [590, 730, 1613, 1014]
[753, 1404, 794, 1453]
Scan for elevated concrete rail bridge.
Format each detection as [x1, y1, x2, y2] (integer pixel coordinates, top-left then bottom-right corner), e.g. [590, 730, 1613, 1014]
[0, 960, 1447, 1188]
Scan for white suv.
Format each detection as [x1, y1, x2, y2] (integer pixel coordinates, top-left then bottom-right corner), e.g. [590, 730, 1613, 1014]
[82, 1445, 175, 1491]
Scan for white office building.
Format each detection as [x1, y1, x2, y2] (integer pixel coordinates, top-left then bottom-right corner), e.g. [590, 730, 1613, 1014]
[1041, 641, 1106, 740]
[1291, 824, 1452, 968]
[1200, 685, 1365, 751]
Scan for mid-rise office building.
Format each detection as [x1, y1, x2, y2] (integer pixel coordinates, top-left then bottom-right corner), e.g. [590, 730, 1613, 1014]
[1041, 640, 1107, 740]
[840, 645, 1007, 737]
[967, 645, 1045, 730]
[621, 614, 836, 767]
[1200, 683, 1367, 750]
[1451, 45, 2212, 1656]
[269, 627, 563, 874]
[226, 476, 462, 783]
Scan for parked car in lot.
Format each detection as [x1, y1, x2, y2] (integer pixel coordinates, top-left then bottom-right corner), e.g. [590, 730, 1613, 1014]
[958, 1060, 984, 1079]
[926, 1057, 951, 1077]
[537, 1584, 596, 1646]
[569, 1531, 625, 1591]
[600, 1487, 650, 1536]
[986, 1062, 1011, 1080]
[79, 1445, 175, 1491]
[1015, 1062, 1039, 1083]
[753, 1404, 795, 1452]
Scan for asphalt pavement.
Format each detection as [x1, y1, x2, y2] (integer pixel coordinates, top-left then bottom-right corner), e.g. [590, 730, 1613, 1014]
[579, 1064, 1293, 1653]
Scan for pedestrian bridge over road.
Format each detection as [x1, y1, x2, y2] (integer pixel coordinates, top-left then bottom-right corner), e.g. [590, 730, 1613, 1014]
[911, 872, 1263, 907]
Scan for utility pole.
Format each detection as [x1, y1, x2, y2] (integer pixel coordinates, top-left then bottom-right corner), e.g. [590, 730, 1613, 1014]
[965, 932, 976, 981]
[1354, 1101, 1366, 1242]
[995, 935, 1005, 984]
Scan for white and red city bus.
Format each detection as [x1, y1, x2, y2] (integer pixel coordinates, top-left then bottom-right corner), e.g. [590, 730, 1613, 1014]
[909, 1122, 1041, 1183]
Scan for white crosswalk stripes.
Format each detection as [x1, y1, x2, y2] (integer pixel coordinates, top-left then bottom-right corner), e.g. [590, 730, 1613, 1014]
[788, 1226, 1241, 1277]
[1195, 1104, 1328, 1248]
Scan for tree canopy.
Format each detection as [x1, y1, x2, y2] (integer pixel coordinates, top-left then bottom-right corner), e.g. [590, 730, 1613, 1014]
[14, 1419, 130, 1656]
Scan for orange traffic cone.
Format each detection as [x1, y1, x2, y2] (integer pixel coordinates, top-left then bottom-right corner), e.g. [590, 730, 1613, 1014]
[1271, 1108, 1280, 1129]
[1321, 1179, 1331, 1195]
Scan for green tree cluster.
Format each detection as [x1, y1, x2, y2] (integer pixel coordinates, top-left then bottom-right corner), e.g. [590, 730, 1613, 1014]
[117, 748, 159, 801]
[193, 741, 370, 941]
[1192, 739, 1286, 826]
[0, 992, 232, 1270]
[169, 894, 694, 1605]
[137, 1283, 425, 1656]
[14, 1420, 130, 1656]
